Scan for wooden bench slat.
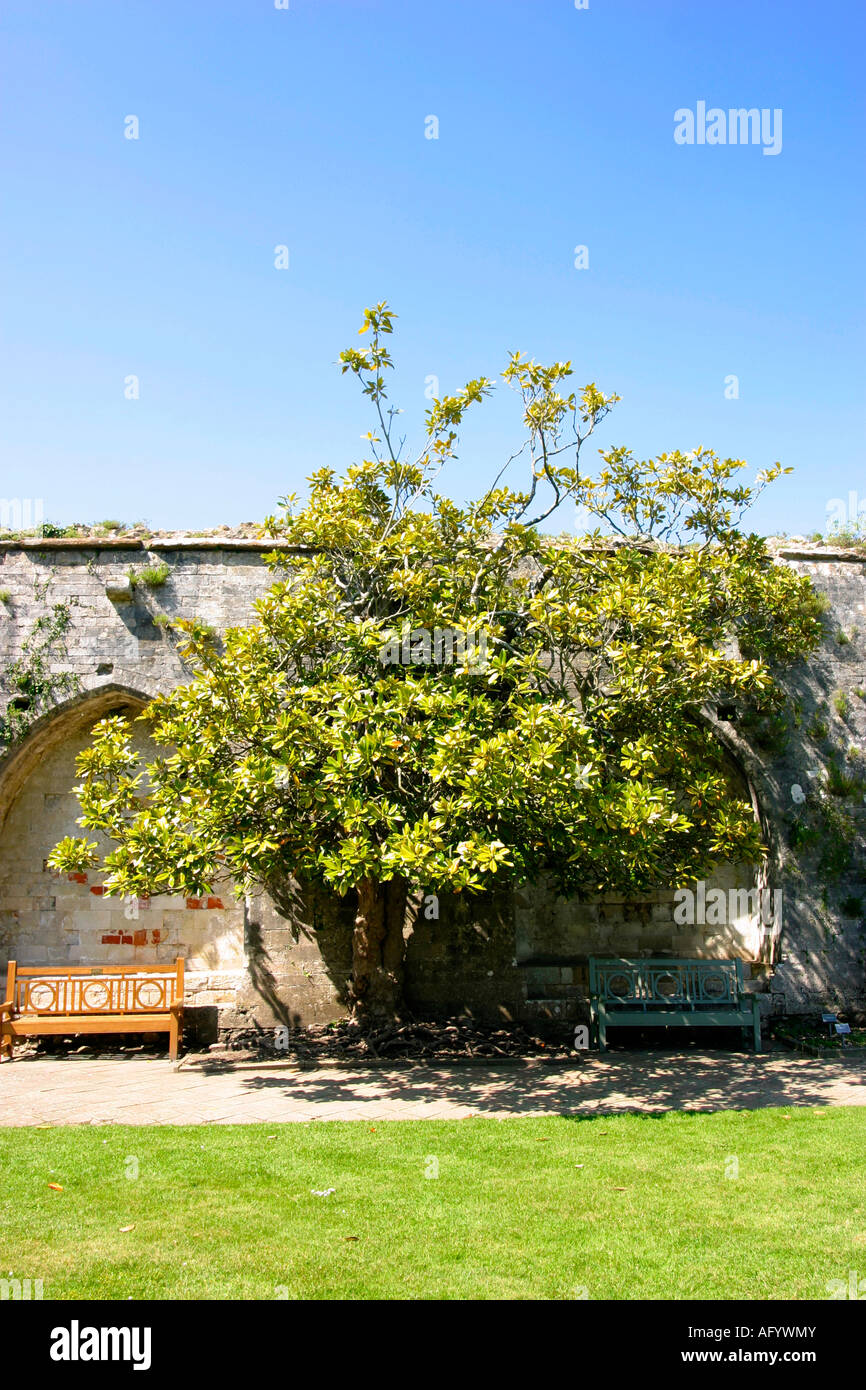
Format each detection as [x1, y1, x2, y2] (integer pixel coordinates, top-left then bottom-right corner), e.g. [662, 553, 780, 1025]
[14, 965, 179, 974]
[7, 1015, 179, 1034]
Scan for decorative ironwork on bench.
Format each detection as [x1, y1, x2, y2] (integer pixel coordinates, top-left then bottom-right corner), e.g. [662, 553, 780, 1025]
[588, 955, 763, 1052]
[593, 959, 740, 1010]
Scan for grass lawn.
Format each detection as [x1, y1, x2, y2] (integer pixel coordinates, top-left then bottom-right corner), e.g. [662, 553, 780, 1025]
[1, 1107, 864, 1300]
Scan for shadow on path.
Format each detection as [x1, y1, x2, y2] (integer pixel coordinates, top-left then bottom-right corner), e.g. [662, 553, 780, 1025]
[232, 1052, 866, 1115]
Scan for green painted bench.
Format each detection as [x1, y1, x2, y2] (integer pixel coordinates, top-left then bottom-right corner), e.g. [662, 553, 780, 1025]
[588, 957, 762, 1052]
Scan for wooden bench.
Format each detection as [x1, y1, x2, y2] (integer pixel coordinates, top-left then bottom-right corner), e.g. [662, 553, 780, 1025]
[588, 956, 762, 1052]
[0, 960, 184, 1061]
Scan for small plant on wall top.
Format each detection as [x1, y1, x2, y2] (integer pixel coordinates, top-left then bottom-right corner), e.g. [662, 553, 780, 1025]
[125, 561, 171, 591]
[138, 561, 172, 588]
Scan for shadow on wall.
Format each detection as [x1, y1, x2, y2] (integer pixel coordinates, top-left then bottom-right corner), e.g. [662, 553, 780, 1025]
[231, 868, 781, 1036]
[404, 888, 523, 1025]
[244, 914, 299, 1029]
[710, 603, 866, 1018]
[237, 878, 354, 1032]
[248, 879, 524, 1031]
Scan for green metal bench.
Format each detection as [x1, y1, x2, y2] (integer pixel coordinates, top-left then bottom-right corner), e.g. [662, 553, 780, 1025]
[588, 957, 762, 1052]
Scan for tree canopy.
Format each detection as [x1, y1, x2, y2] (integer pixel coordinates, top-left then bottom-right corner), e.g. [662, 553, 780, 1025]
[49, 304, 824, 1013]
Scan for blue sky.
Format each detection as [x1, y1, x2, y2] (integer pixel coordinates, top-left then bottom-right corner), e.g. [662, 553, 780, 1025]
[1, 0, 863, 536]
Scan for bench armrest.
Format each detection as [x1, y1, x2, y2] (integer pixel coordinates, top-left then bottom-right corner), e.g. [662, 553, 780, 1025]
[0, 998, 14, 1019]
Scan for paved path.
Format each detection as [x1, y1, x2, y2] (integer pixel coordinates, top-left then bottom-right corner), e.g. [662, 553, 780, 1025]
[1, 1051, 864, 1126]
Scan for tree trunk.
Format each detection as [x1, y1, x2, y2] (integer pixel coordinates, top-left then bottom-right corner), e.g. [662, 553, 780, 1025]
[351, 876, 408, 1019]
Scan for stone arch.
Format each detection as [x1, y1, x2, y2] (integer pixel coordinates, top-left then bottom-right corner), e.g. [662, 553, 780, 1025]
[703, 710, 783, 965]
[0, 683, 150, 835]
[0, 686, 247, 1043]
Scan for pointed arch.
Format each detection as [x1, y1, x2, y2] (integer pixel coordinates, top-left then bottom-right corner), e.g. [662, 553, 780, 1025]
[0, 684, 153, 835]
[701, 710, 781, 964]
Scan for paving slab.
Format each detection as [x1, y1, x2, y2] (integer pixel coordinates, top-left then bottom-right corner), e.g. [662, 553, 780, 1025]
[1, 1050, 864, 1126]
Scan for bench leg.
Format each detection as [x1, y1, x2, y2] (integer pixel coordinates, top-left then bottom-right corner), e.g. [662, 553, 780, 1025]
[0, 1025, 13, 1062]
[752, 1000, 763, 1053]
[169, 1014, 180, 1061]
[598, 1007, 608, 1054]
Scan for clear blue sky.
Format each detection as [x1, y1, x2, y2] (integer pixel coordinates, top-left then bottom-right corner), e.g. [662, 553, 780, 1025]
[1, 0, 863, 536]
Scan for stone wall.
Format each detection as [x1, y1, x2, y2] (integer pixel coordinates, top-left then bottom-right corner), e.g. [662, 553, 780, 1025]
[1, 535, 864, 1037]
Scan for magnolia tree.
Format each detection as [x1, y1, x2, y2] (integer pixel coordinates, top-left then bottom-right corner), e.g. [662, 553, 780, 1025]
[51, 304, 823, 1018]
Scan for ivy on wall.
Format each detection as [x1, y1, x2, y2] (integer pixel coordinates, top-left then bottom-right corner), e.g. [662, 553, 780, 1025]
[0, 599, 80, 750]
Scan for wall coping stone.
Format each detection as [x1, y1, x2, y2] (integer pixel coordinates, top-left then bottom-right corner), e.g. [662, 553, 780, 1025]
[1, 535, 864, 563]
[0, 537, 308, 553]
[772, 548, 866, 563]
